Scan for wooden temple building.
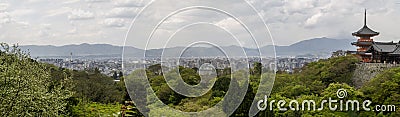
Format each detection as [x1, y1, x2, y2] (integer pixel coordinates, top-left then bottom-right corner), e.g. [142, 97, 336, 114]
[351, 10, 400, 63]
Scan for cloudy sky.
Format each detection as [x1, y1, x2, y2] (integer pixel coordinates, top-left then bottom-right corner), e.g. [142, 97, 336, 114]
[0, 0, 400, 49]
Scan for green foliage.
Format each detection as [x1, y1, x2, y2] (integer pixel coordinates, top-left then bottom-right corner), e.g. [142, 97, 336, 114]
[64, 67, 131, 116]
[0, 43, 73, 116]
[179, 66, 201, 85]
[70, 70, 125, 104]
[361, 67, 400, 116]
[299, 55, 359, 86]
[71, 102, 122, 117]
[0, 43, 139, 116]
[260, 56, 356, 116]
[142, 56, 364, 116]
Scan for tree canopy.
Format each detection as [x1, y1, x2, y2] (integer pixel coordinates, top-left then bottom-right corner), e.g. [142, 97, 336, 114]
[0, 43, 73, 116]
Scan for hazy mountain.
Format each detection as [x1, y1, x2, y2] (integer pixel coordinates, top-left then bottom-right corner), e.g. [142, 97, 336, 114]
[267, 37, 355, 57]
[21, 37, 355, 58]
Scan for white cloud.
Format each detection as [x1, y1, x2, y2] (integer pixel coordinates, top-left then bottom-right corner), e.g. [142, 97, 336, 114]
[114, 0, 144, 7]
[63, 0, 80, 4]
[103, 18, 125, 27]
[68, 9, 95, 20]
[283, 0, 315, 14]
[215, 18, 239, 30]
[106, 7, 138, 18]
[45, 7, 72, 17]
[37, 30, 50, 37]
[0, 12, 12, 24]
[0, 3, 9, 12]
[85, 0, 109, 3]
[304, 11, 323, 27]
[40, 23, 51, 29]
[36, 23, 54, 38]
[67, 28, 77, 34]
[27, 0, 47, 3]
[17, 21, 29, 29]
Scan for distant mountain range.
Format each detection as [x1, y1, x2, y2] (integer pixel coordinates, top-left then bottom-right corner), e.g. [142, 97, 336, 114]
[20, 37, 356, 58]
[271, 37, 356, 57]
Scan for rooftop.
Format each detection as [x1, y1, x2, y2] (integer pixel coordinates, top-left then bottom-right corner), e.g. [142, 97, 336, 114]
[367, 41, 400, 54]
[352, 10, 379, 37]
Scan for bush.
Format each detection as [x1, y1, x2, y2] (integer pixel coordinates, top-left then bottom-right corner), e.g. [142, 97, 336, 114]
[0, 43, 73, 116]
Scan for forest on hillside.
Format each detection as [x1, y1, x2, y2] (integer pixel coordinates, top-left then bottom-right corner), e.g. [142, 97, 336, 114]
[0, 43, 132, 116]
[0, 43, 399, 116]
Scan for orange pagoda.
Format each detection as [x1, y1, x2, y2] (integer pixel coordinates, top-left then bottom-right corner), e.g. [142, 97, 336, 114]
[351, 10, 380, 62]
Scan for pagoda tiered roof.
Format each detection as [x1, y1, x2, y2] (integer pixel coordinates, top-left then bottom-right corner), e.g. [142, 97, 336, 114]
[352, 10, 379, 37]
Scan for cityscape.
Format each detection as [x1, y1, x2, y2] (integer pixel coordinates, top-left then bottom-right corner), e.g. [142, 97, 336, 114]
[38, 55, 321, 78]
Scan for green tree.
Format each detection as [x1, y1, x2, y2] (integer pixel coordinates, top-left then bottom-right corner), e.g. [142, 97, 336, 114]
[251, 62, 262, 76]
[70, 70, 124, 104]
[361, 67, 400, 116]
[0, 43, 73, 116]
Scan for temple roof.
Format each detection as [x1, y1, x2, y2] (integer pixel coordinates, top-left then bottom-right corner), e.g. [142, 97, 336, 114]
[352, 25, 380, 36]
[352, 10, 379, 37]
[390, 47, 400, 55]
[351, 41, 373, 46]
[367, 41, 400, 53]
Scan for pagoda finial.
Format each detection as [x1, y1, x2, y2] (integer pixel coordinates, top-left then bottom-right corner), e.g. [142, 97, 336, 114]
[364, 9, 367, 26]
